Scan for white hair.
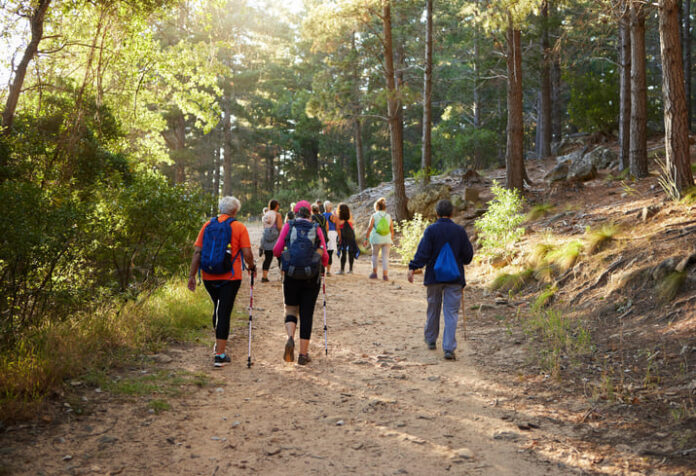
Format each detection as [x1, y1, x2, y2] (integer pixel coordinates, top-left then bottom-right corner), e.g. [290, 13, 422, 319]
[324, 201, 332, 211]
[218, 196, 241, 215]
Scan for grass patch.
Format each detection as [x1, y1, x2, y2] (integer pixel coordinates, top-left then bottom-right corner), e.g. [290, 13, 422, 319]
[526, 203, 555, 222]
[533, 285, 558, 310]
[657, 271, 687, 302]
[524, 308, 592, 378]
[547, 240, 584, 272]
[490, 269, 535, 293]
[585, 224, 619, 255]
[529, 240, 557, 268]
[681, 186, 696, 205]
[0, 279, 224, 422]
[148, 399, 172, 413]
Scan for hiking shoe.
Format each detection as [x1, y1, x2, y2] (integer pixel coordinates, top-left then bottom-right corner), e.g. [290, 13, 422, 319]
[383, 275, 389, 281]
[283, 337, 295, 362]
[347, 269, 353, 274]
[261, 277, 270, 283]
[214, 353, 231, 367]
[426, 341, 436, 350]
[326, 271, 331, 277]
[369, 273, 378, 279]
[297, 353, 311, 365]
[444, 351, 456, 360]
[337, 270, 344, 275]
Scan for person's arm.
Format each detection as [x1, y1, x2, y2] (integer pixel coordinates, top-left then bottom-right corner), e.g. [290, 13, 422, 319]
[336, 220, 342, 243]
[275, 211, 283, 230]
[317, 228, 329, 266]
[390, 216, 395, 241]
[460, 228, 474, 265]
[364, 216, 374, 245]
[242, 247, 257, 276]
[273, 223, 290, 257]
[407, 228, 433, 283]
[188, 246, 202, 291]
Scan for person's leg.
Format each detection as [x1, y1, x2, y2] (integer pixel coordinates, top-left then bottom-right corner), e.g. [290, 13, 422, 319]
[262, 250, 273, 281]
[298, 277, 321, 363]
[425, 284, 444, 347]
[348, 253, 354, 273]
[442, 284, 462, 355]
[283, 277, 300, 362]
[211, 280, 242, 356]
[381, 244, 390, 280]
[340, 247, 346, 273]
[327, 250, 333, 274]
[370, 244, 378, 278]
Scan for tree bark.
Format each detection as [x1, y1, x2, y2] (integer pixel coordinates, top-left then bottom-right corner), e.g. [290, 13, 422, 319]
[222, 100, 233, 196]
[619, 3, 632, 171]
[212, 127, 221, 200]
[660, 0, 695, 192]
[505, 19, 526, 191]
[382, 1, 409, 221]
[683, 0, 692, 129]
[421, 0, 433, 182]
[473, 1, 482, 169]
[2, 0, 52, 134]
[354, 118, 366, 190]
[551, 1, 562, 142]
[539, 0, 552, 158]
[630, 2, 649, 178]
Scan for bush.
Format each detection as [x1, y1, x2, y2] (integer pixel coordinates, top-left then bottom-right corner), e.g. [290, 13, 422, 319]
[474, 181, 526, 260]
[393, 213, 431, 265]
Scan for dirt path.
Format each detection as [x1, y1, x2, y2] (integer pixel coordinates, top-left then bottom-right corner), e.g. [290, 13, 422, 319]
[2, 250, 579, 476]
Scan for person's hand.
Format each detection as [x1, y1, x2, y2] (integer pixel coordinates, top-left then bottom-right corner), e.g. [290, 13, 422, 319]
[407, 269, 415, 283]
[363, 240, 369, 248]
[248, 264, 257, 277]
[187, 275, 197, 292]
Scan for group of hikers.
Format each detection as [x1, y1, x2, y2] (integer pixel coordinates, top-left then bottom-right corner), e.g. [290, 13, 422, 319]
[187, 195, 473, 367]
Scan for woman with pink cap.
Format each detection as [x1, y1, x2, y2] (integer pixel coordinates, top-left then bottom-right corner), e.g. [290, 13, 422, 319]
[273, 200, 329, 365]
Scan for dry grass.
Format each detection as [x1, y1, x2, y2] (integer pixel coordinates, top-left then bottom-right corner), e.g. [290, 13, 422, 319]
[585, 224, 620, 255]
[526, 203, 555, 222]
[490, 269, 535, 293]
[547, 240, 584, 273]
[657, 271, 687, 302]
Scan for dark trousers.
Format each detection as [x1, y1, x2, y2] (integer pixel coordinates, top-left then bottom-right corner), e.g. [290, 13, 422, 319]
[283, 275, 320, 340]
[262, 250, 281, 271]
[340, 251, 354, 271]
[204, 279, 241, 340]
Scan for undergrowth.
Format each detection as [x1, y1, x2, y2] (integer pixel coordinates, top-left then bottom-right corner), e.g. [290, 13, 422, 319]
[394, 213, 431, 265]
[526, 203, 555, 222]
[0, 279, 232, 422]
[474, 181, 526, 261]
[585, 224, 619, 255]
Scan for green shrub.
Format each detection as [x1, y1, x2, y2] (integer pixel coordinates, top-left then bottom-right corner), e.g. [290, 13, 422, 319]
[393, 213, 431, 265]
[490, 269, 535, 293]
[547, 240, 584, 272]
[474, 181, 526, 260]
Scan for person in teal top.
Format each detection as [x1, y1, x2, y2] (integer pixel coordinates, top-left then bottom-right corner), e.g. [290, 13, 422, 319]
[364, 197, 394, 281]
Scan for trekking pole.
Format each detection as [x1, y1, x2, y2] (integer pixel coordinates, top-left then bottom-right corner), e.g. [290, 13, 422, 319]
[247, 273, 254, 369]
[322, 270, 328, 356]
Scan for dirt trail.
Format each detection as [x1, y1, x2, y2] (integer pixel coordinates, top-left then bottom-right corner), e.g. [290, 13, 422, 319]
[2, 247, 577, 476]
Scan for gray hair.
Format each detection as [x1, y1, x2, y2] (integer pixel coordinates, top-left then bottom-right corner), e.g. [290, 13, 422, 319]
[324, 201, 332, 211]
[218, 196, 241, 215]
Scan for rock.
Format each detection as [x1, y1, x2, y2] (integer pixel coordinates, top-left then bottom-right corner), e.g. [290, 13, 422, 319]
[211, 436, 222, 441]
[336, 420, 345, 426]
[493, 431, 521, 441]
[98, 435, 118, 445]
[151, 353, 173, 364]
[215, 387, 224, 393]
[567, 153, 597, 182]
[544, 160, 571, 182]
[407, 184, 452, 219]
[62, 455, 73, 461]
[585, 146, 618, 169]
[652, 257, 678, 281]
[231, 421, 241, 428]
[453, 447, 475, 459]
[450, 194, 468, 211]
[462, 187, 480, 203]
[641, 205, 659, 222]
[265, 447, 281, 456]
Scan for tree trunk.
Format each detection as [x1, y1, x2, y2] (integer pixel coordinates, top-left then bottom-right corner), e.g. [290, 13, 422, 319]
[630, 2, 649, 178]
[660, 0, 695, 192]
[505, 19, 526, 191]
[1, 0, 52, 135]
[683, 0, 692, 129]
[619, 3, 632, 171]
[382, 1, 409, 221]
[222, 100, 233, 196]
[473, 1, 482, 169]
[421, 0, 433, 182]
[551, 1, 562, 142]
[212, 128, 220, 200]
[354, 118, 366, 190]
[539, 0, 552, 158]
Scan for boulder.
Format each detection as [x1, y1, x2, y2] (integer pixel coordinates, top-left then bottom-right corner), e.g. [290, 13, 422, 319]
[567, 153, 597, 182]
[544, 160, 571, 182]
[407, 184, 452, 219]
[585, 146, 618, 170]
[556, 147, 586, 165]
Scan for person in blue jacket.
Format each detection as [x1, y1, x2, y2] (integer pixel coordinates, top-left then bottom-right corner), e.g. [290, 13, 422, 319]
[407, 199, 474, 360]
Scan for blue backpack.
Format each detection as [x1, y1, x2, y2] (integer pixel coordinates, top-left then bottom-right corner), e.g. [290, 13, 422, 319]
[200, 217, 242, 275]
[433, 242, 461, 282]
[282, 220, 321, 279]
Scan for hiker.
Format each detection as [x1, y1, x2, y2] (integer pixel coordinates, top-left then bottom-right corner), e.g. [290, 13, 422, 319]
[323, 201, 338, 276]
[315, 199, 325, 214]
[285, 202, 296, 222]
[188, 196, 257, 367]
[311, 203, 328, 241]
[407, 199, 473, 361]
[273, 200, 329, 365]
[336, 203, 358, 275]
[260, 199, 283, 283]
[364, 197, 394, 281]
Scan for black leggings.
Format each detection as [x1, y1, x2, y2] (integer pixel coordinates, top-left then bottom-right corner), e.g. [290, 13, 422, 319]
[204, 279, 242, 340]
[340, 250, 354, 272]
[262, 250, 281, 271]
[327, 250, 334, 266]
[283, 275, 320, 340]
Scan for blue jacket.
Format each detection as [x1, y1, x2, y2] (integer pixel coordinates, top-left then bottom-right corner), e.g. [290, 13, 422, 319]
[409, 218, 474, 286]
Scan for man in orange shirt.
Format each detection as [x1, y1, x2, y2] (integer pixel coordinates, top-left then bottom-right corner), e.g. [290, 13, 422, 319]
[188, 196, 256, 367]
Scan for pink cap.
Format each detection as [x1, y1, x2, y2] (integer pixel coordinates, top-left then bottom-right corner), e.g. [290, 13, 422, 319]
[294, 200, 312, 213]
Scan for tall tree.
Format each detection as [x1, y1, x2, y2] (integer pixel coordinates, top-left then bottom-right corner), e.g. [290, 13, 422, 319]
[538, 0, 552, 158]
[629, 1, 648, 178]
[421, 0, 434, 182]
[659, 0, 695, 192]
[352, 32, 366, 191]
[1, 0, 52, 135]
[382, 0, 409, 220]
[618, 0, 632, 171]
[683, 0, 692, 129]
[505, 15, 526, 190]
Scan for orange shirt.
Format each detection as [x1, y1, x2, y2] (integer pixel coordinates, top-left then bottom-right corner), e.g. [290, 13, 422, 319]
[194, 215, 251, 281]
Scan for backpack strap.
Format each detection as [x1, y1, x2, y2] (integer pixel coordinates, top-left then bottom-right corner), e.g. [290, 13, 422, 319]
[224, 217, 243, 276]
